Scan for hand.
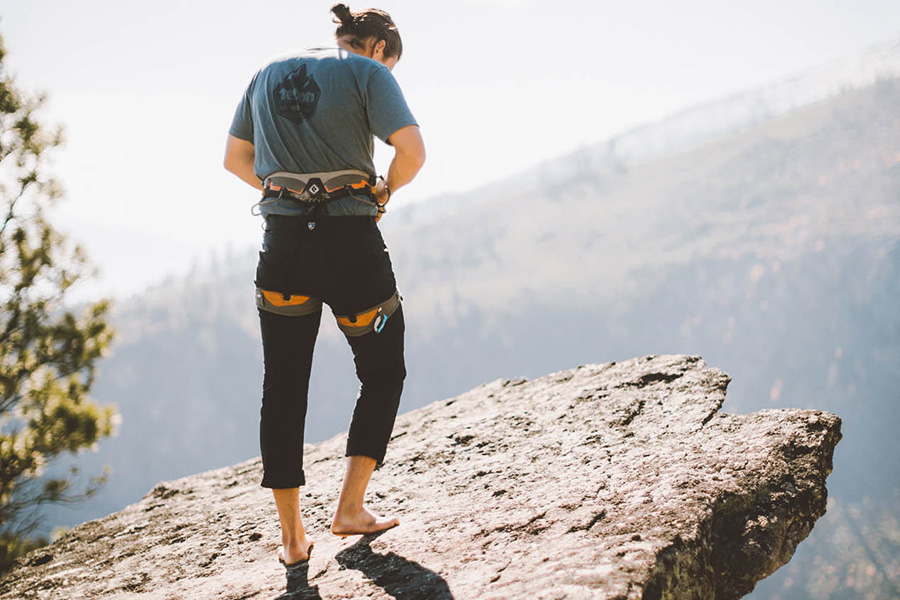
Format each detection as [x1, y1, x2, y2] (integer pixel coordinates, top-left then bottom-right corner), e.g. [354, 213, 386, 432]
[374, 178, 391, 223]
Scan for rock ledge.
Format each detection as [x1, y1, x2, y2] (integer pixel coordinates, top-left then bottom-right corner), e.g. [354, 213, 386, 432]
[0, 355, 841, 600]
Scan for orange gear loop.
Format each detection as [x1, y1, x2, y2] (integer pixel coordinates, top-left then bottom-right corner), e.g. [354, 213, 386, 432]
[334, 290, 401, 337]
[255, 288, 401, 337]
[255, 288, 323, 316]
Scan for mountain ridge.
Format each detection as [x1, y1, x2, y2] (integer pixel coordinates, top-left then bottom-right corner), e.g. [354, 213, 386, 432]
[388, 36, 900, 227]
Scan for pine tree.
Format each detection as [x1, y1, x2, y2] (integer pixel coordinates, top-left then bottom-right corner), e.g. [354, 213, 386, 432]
[0, 32, 117, 573]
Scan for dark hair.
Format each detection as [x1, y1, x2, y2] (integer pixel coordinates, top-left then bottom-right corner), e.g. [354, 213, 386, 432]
[331, 3, 403, 60]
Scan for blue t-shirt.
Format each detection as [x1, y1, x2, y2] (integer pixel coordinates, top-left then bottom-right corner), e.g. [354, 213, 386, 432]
[230, 47, 417, 216]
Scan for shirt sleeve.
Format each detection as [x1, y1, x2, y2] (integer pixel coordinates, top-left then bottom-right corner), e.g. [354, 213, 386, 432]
[228, 76, 257, 142]
[365, 66, 418, 144]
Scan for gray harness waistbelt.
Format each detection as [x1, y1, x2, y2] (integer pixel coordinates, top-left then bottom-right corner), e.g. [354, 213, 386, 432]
[257, 169, 375, 207]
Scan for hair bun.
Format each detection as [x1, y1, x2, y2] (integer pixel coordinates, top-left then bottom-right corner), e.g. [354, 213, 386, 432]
[330, 4, 402, 59]
[331, 3, 354, 26]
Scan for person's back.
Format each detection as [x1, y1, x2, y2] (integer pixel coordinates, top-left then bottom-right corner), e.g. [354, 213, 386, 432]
[229, 46, 416, 217]
[232, 47, 412, 181]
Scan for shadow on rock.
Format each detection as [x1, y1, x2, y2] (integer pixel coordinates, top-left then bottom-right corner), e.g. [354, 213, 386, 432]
[274, 560, 323, 600]
[335, 531, 454, 600]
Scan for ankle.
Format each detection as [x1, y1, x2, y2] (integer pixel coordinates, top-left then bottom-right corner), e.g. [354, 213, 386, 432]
[335, 501, 365, 518]
[283, 530, 308, 545]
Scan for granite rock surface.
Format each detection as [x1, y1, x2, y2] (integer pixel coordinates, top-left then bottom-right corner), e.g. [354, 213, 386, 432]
[0, 355, 841, 599]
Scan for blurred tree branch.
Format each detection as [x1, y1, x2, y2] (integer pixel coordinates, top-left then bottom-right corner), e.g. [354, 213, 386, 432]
[0, 31, 118, 574]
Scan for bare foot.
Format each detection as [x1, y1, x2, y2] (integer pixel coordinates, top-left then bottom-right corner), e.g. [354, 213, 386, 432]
[278, 538, 314, 567]
[331, 506, 399, 537]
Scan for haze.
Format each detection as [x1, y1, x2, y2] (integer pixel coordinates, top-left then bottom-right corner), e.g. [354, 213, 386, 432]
[1, 0, 898, 298]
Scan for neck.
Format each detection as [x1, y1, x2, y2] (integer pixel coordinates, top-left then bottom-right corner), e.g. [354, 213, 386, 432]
[336, 38, 366, 57]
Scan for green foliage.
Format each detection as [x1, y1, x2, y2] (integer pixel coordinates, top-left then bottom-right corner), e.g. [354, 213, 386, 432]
[0, 32, 117, 573]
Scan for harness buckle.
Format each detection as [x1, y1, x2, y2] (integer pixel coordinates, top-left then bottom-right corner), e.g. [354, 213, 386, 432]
[303, 178, 325, 199]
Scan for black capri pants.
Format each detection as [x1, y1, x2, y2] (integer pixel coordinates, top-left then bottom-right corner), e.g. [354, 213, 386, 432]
[255, 214, 405, 489]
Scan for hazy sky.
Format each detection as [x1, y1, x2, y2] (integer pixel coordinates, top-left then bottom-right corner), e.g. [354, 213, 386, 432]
[1, 0, 898, 298]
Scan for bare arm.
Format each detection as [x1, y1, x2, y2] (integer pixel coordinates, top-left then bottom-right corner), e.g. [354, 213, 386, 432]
[378, 125, 425, 207]
[224, 134, 263, 190]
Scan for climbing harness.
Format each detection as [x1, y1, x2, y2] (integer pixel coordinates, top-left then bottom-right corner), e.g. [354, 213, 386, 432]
[255, 288, 401, 337]
[253, 169, 398, 334]
[335, 290, 401, 337]
[253, 169, 377, 215]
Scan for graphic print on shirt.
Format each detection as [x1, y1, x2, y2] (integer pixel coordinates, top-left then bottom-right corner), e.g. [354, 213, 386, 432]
[273, 64, 322, 124]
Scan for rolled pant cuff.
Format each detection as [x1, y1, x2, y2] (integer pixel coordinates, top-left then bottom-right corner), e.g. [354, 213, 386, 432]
[261, 471, 307, 489]
[345, 445, 386, 468]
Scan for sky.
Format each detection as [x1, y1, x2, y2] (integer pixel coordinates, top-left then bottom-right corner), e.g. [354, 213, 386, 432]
[1, 0, 898, 299]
